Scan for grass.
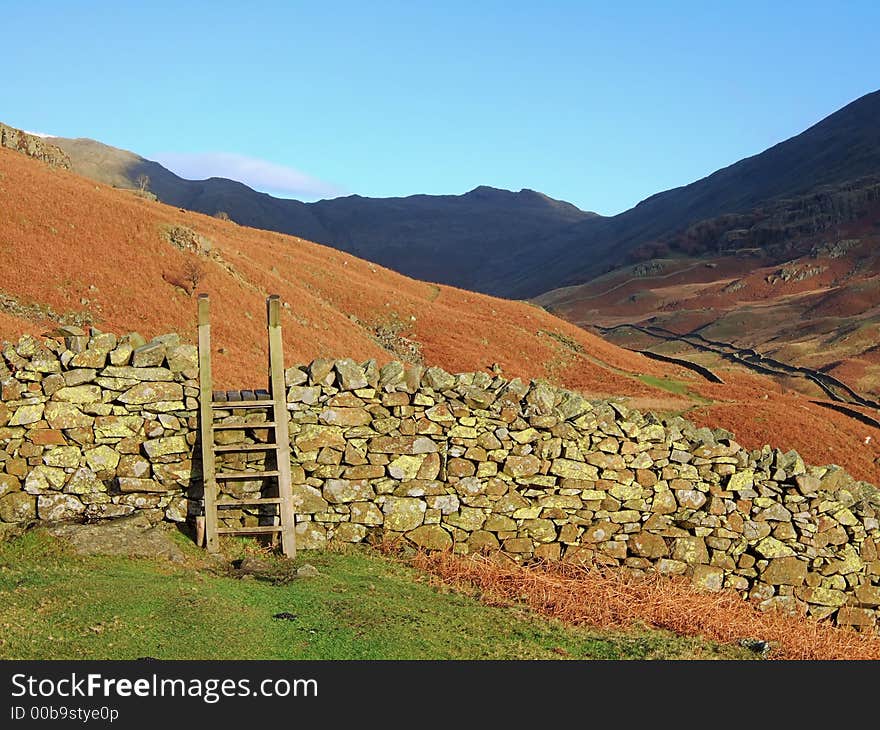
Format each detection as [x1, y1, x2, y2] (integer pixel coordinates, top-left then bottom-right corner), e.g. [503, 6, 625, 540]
[637, 374, 713, 404]
[0, 529, 751, 661]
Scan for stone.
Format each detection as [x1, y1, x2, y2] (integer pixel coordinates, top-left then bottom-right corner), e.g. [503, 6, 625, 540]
[165, 344, 198, 372]
[132, 342, 166, 367]
[333, 523, 367, 543]
[672, 537, 709, 564]
[761, 557, 807, 586]
[854, 584, 880, 607]
[64, 467, 104, 494]
[70, 349, 107, 369]
[295, 425, 346, 451]
[52, 385, 102, 403]
[468, 530, 500, 552]
[795, 474, 821, 495]
[343, 464, 386, 479]
[42, 445, 81, 468]
[350, 501, 384, 525]
[319, 408, 372, 427]
[503, 455, 541, 478]
[836, 607, 875, 629]
[582, 522, 619, 542]
[295, 521, 327, 549]
[651, 490, 677, 514]
[382, 497, 426, 531]
[0, 473, 21, 497]
[62, 369, 97, 387]
[550, 458, 599, 480]
[631, 533, 668, 558]
[37, 493, 85, 521]
[801, 587, 848, 607]
[379, 360, 405, 386]
[142, 436, 189, 458]
[9, 403, 45, 426]
[0, 491, 36, 522]
[423, 367, 455, 391]
[117, 455, 151, 479]
[388, 455, 427, 480]
[518, 518, 556, 542]
[284, 366, 308, 387]
[84, 445, 121, 473]
[754, 536, 796, 559]
[445, 507, 486, 531]
[447, 458, 476, 478]
[24, 465, 66, 493]
[117, 477, 167, 493]
[324, 479, 375, 503]
[406, 524, 453, 550]
[503, 537, 534, 553]
[109, 343, 133, 366]
[676, 489, 707, 510]
[29, 429, 67, 446]
[334, 359, 368, 390]
[118, 382, 183, 404]
[727, 470, 755, 491]
[100, 366, 174, 382]
[369, 435, 438, 454]
[691, 564, 725, 592]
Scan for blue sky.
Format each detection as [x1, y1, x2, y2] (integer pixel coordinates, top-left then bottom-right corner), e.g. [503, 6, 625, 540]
[4, 1, 879, 214]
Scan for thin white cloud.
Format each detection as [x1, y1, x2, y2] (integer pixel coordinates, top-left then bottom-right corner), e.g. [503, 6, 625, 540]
[151, 151, 346, 201]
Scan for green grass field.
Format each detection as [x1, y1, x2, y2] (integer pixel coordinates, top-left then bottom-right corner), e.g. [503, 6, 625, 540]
[0, 529, 751, 660]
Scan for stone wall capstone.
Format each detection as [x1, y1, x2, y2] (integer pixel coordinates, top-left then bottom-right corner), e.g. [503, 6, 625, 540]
[1, 328, 879, 632]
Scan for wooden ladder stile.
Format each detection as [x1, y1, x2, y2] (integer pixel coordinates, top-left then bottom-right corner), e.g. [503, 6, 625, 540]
[197, 293, 297, 557]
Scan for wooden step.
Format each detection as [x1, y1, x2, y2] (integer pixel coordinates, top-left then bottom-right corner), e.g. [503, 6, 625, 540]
[213, 443, 278, 452]
[215, 470, 281, 480]
[212, 400, 275, 409]
[213, 421, 277, 430]
[216, 525, 282, 535]
[216, 497, 282, 507]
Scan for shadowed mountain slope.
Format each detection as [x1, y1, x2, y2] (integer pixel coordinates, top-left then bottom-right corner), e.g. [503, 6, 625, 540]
[52, 89, 880, 299]
[50, 137, 596, 292]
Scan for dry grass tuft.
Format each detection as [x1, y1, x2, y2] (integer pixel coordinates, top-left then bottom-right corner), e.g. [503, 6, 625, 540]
[408, 550, 880, 660]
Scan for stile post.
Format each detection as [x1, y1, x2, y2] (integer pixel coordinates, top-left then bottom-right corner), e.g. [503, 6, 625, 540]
[198, 294, 220, 553]
[267, 295, 297, 557]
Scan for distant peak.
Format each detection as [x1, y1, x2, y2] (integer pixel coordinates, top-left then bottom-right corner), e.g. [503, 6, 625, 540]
[466, 185, 510, 196]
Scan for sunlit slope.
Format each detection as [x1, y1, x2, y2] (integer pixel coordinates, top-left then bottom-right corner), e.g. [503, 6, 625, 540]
[0, 146, 666, 394]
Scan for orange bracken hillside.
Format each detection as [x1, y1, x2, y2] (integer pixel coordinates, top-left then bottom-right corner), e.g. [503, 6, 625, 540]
[0, 146, 878, 482]
[0, 147, 669, 393]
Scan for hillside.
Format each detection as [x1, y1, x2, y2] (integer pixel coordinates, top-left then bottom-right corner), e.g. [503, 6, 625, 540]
[49, 137, 597, 292]
[1, 137, 879, 483]
[50, 90, 880, 300]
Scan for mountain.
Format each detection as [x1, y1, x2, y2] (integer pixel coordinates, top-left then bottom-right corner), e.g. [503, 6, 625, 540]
[1, 132, 879, 482]
[51, 90, 880, 300]
[48, 137, 597, 292]
[502, 88, 880, 297]
[531, 91, 880, 395]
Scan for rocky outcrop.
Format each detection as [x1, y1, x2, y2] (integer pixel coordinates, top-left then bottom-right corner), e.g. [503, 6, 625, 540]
[1, 328, 878, 631]
[0, 123, 71, 169]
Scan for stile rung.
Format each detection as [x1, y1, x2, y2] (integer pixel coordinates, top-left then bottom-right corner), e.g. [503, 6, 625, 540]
[216, 525, 283, 535]
[215, 470, 281, 479]
[213, 421, 276, 430]
[212, 400, 275, 409]
[214, 443, 278, 452]
[216, 497, 283, 507]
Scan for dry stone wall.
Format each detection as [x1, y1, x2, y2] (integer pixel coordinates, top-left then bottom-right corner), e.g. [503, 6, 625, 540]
[1, 328, 879, 632]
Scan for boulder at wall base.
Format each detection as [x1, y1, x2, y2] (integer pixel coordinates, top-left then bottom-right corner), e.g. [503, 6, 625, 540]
[406, 524, 453, 550]
[382, 497, 426, 532]
[0, 491, 36, 522]
[37, 493, 85, 521]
